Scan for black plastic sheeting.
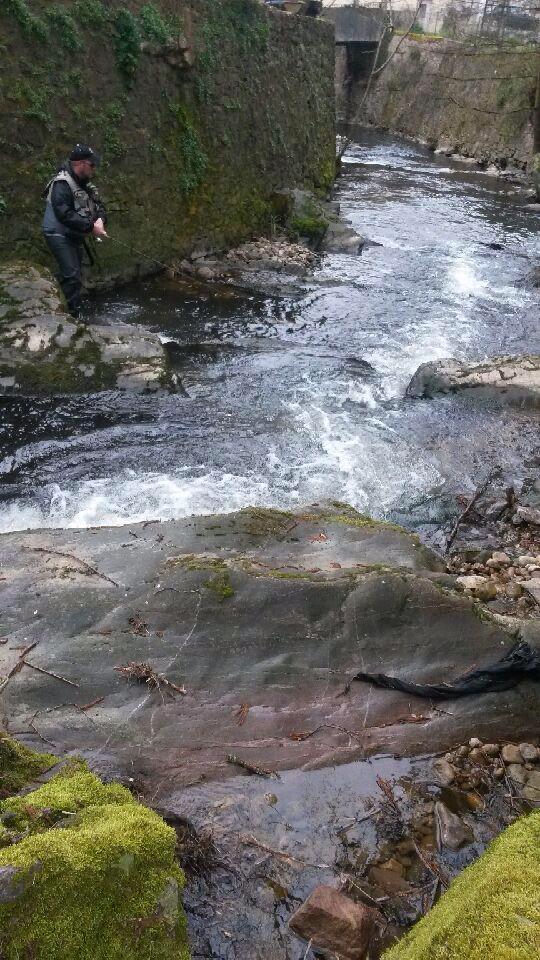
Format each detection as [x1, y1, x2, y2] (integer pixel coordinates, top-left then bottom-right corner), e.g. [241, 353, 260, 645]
[352, 640, 540, 700]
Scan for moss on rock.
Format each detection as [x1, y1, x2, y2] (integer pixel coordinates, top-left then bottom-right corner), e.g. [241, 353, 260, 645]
[0, 733, 55, 795]
[0, 763, 190, 960]
[384, 811, 540, 960]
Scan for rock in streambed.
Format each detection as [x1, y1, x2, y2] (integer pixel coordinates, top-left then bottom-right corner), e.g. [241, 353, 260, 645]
[1, 503, 539, 798]
[0, 263, 176, 394]
[406, 355, 540, 407]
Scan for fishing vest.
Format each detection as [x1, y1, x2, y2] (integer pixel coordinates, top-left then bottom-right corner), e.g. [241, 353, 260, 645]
[43, 168, 98, 237]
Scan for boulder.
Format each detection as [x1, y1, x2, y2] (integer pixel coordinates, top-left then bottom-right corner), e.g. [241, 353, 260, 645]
[273, 188, 365, 254]
[384, 812, 540, 959]
[1, 503, 539, 794]
[0, 762, 189, 960]
[0, 263, 176, 395]
[406, 355, 540, 408]
[289, 885, 380, 959]
[321, 220, 365, 255]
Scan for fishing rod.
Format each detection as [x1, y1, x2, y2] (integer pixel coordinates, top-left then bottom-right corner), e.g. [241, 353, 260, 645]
[97, 234, 175, 274]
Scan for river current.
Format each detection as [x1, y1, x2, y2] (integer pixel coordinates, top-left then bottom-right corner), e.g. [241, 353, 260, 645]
[1, 130, 539, 541]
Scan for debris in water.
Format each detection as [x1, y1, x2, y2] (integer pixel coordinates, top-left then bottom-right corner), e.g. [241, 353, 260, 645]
[114, 661, 186, 695]
[128, 613, 149, 636]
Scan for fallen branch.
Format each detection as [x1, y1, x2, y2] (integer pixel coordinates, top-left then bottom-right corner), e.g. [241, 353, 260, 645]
[445, 470, 498, 553]
[78, 696, 104, 712]
[240, 834, 330, 870]
[30, 547, 119, 587]
[28, 711, 56, 747]
[0, 642, 39, 691]
[413, 840, 449, 888]
[23, 661, 80, 688]
[288, 723, 364, 744]
[227, 755, 280, 779]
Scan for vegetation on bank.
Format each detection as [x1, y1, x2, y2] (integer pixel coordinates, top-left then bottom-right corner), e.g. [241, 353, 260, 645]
[0, 0, 335, 275]
[384, 810, 540, 959]
[0, 739, 190, 960]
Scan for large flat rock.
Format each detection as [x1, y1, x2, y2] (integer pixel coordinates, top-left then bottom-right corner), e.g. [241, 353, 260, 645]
[0, 263, 175, 394]
[0, 505, 538, 800]
[406, 355, 540, 407]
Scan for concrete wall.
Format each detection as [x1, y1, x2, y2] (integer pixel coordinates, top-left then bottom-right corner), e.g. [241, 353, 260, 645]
[0, 0, 336, 283]
[362, 37, 537, 169]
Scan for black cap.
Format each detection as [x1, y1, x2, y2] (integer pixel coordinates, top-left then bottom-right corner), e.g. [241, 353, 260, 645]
[69, 144, 100, 165]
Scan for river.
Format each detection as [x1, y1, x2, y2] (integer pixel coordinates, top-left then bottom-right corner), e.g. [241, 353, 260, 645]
[1, 129, 539, 540]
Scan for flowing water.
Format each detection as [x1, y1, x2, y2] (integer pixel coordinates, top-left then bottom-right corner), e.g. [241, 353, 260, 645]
[1, 130, 539, 539]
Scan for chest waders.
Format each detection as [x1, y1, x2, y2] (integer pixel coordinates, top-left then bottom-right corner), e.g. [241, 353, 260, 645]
[43, 170, 99, 317]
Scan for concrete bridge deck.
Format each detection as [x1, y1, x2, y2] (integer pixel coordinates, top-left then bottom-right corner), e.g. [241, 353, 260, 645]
[323, 4, 385, 44]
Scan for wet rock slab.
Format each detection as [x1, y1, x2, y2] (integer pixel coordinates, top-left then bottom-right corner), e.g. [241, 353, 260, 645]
[406, 355, 540, 408]
[0, 263, 175, 394]
[0, 504, 538, 794]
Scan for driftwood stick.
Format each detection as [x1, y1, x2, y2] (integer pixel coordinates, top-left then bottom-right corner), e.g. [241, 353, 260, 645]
[413, 840, 449, 888]
[445, 471, 497, 553]
[0, 642, 39, 691]
[30, 547, 119, 587]
[23, 661, 80, 688]
[239, 834, 330, 870]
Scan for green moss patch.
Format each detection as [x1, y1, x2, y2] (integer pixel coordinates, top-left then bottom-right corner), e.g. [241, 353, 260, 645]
[0, 734, 57, 794]
[0, 764, 190, 960]
[1, 766, 132, 831]
[384, 811, 540, 960]
[0, 733, 55, 796]
[203, 569, 234, 601]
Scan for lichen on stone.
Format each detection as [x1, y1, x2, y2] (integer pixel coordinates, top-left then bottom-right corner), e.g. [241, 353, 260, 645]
[384, 811, 540, 960]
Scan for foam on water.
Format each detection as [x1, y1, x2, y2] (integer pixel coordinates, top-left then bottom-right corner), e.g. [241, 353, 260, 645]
[1, 130, 538, 534]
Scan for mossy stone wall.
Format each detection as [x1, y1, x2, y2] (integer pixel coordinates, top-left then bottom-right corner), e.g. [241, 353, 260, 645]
[0, 0, 336, 282]
[362, 37, 537, 169]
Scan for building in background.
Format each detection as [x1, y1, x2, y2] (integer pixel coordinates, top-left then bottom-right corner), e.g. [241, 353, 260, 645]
[321, 0, 540, 38]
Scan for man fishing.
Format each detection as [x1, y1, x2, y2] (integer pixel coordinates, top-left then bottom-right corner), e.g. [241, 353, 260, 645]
[43, 144, 108, 319]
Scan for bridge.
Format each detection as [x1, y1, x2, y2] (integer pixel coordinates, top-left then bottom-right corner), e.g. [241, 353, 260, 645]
[322, 4, 386, 45]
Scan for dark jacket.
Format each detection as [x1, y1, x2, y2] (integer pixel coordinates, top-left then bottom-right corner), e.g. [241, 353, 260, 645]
[43, 163, 107, 239]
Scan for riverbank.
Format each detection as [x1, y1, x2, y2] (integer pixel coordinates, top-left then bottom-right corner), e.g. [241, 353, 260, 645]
[1, 499, 539, 956]
[0, 0, 335, 285]
[361, 37, 538, 173]
[1, 127, 539, 958]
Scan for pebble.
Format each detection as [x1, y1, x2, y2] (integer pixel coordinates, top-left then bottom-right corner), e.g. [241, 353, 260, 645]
[494, 767, 505, 779]
[481, 743, 500, 757]
[434, 801, 474, 851]
[501, 744, 523, 764]
[469, 747, 486, 765]
[519, 743, 539, 762]
[469, 737, 482, 749]
[491, 551, 510, 564]
[505, 582, 523, 599]
[456, 575, 497, 601]
[517, 555, 536, 566]
[457, 745, 469, 758]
